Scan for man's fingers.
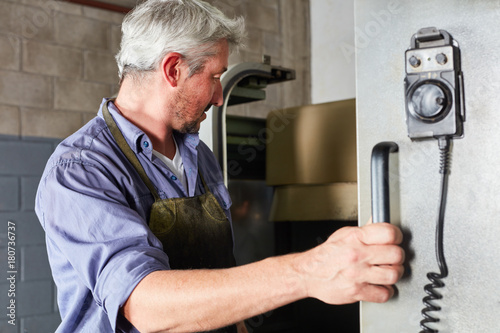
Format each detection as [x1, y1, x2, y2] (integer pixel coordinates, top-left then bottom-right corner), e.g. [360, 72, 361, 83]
[365, 245, 405, 266]
[364, 264, 405, 286]
[357, 284, 395, 303]
[358, 222, 403, 245]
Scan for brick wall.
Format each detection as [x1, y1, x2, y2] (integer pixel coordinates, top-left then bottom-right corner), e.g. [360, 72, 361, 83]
[212, 0, 311, 118]
[0, 136, 61, 333]
[0, 0, 310, 331]
[0, 0, 310, 139]
[0, 0, 122, 139]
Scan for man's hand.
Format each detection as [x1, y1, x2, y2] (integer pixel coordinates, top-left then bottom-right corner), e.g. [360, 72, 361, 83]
[294, 222, 404, 305]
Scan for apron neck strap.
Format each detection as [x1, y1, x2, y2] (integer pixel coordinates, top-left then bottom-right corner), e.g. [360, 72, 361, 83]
[102, 100, 161, 201]
[198, 170, 210, 193]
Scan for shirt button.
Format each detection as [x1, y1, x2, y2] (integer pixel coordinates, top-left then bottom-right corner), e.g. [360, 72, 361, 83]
[143, 141, 149, 148]
[171, 175, 177, 181]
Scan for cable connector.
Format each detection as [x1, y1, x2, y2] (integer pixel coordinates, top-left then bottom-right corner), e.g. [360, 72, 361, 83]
[438, 137, 451, 175]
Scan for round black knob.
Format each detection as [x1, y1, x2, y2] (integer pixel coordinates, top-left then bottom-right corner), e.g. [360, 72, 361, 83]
[411, 83, 448, 119]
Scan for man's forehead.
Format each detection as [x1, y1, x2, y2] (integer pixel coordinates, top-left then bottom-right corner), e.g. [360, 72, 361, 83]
[210, 54, 228, 74]
[214, 39, 229, 70]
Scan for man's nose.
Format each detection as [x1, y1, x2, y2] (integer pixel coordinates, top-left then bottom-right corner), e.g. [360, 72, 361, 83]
[211, 80, 224, 107]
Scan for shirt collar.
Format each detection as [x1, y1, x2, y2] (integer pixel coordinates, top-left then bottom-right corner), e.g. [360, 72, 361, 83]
[174, 131, 200, 150]
[98, 98, 147, 155]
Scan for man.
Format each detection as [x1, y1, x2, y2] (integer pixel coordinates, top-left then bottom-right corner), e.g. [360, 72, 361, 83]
[35, 0, 405, 332]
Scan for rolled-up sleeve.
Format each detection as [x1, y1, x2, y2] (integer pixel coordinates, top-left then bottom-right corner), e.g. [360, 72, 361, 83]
[37, 157, 169, 331]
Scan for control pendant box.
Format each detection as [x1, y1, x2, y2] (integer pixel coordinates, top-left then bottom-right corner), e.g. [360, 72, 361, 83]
[404, 27, 465, 140]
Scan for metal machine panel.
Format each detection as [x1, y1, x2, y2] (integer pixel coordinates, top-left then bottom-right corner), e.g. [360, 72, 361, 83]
[199, 61, 295, 185]
[355, 1, 500, 332]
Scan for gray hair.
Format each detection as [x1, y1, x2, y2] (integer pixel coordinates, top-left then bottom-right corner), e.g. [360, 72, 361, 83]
[116, 0, 246, 82]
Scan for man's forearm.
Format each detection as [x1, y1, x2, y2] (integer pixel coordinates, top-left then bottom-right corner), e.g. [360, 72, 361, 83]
[122, 224, 404, 333]
[123, 253, 306, 333]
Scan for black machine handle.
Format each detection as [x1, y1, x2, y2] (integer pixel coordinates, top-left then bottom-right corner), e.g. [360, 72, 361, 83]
[371, 142, 399, 223]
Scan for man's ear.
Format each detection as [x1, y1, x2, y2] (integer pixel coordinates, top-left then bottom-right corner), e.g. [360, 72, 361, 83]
[161, 53, 184, 88]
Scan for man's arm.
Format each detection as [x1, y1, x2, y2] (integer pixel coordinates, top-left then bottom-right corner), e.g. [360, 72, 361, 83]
[122, 222, 405, 333]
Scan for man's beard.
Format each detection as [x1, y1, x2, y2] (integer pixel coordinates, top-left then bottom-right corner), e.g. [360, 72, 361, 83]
[173, 87, 206, 134]
[179, 116, 203, 134]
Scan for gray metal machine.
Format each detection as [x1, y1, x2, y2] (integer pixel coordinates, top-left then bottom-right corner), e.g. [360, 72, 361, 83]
[356, 1, 500, 332]
[198, 58, 296, 273]
[199, 58, 295, 185]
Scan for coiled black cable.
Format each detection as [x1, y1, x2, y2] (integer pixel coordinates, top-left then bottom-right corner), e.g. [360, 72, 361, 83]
[419, 137, 451, 333]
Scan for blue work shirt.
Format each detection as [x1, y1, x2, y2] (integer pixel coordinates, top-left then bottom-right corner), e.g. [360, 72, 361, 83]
[35, 99, 233, 332]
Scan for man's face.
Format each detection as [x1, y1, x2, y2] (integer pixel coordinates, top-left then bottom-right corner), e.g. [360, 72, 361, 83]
[172, 39, 229, 134]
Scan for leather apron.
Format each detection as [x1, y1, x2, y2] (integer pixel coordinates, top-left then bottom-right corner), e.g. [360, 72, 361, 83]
[103, 102, 237, 333]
